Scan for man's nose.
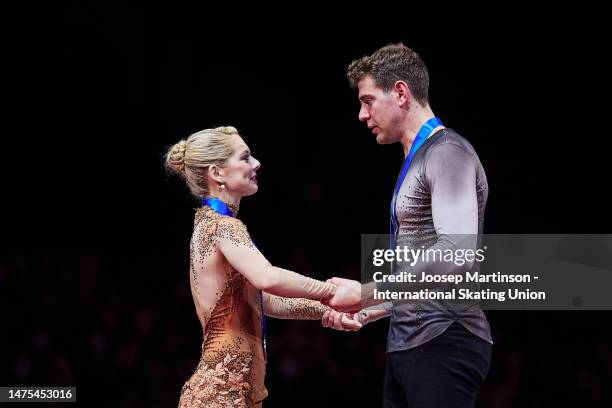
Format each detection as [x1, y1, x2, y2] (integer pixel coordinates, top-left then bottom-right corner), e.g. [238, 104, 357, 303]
[358, 106, 370, 122]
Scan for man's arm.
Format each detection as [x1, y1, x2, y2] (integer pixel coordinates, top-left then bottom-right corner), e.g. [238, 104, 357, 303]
[372, 142, 479, 294]
[327, 142, 480, 311]
[321, 304, 392, 331]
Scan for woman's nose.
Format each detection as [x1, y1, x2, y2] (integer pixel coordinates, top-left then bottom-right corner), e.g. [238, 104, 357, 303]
[252, 157, 261, 170]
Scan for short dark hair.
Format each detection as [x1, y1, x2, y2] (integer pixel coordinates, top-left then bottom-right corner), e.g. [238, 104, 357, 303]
[347, 43, 430, 106]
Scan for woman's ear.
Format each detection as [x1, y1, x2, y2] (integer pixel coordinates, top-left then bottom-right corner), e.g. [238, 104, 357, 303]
[208, 164, 225, 184]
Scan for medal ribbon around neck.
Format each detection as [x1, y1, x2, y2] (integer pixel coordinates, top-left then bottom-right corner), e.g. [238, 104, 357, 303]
[389, 117, 444, 248]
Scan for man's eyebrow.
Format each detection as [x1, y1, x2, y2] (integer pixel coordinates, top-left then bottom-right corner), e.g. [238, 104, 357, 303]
[359, 94, 372, 102]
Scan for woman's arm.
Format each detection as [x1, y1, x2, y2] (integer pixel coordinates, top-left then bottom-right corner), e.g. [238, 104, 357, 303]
[264, 293, 362, 330]
[217, 217, 336, 300]
[263, 293, 329, 320]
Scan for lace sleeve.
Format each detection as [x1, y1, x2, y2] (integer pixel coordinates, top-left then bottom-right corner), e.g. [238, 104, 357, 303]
[263, 292, 330, 320]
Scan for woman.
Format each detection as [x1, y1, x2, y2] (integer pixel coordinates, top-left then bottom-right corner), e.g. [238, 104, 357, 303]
[166, 126, 361, 407]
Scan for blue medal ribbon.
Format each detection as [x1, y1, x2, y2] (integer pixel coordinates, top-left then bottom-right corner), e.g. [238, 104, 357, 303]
[390, 117, 444, 248]
[201, 196, 268, 362]
[201, 197, 235, 217]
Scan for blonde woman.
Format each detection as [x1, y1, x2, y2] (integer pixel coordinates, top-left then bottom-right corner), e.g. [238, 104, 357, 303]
[166, 126, 361, 408]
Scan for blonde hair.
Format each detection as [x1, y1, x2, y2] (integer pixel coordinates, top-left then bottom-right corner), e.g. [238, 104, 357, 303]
[165, 126, 239, 197]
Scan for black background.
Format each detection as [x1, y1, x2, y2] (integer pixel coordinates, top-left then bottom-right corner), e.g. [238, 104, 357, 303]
[1, 3, 611, 407]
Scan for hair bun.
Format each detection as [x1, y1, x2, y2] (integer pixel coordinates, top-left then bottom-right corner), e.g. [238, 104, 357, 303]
[216, 126, 238, 135]
[167, 139, 188, 175]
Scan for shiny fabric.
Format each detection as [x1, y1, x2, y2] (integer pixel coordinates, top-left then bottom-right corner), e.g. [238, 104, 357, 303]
[178, 205, 331, 407]
[379, 128, 493, 352]
[391, 117, 444, 243]
[202, 197, 269, 361]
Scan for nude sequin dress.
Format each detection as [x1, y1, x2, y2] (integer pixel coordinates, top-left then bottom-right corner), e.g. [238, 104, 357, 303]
[178, 205, 332, 408]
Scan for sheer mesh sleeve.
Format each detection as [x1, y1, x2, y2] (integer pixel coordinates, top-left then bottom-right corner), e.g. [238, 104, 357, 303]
[217, 217, 337, 300]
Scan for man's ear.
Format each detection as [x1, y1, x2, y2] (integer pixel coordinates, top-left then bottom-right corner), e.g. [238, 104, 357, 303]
[208, 164, 225, 184]
[394, 80, 412, 108]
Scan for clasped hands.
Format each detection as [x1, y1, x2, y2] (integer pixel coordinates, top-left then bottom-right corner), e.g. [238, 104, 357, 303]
[321, 277, 366, 332]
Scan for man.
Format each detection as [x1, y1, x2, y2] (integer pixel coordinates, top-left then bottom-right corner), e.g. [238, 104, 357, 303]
[323, 43, 492, 408]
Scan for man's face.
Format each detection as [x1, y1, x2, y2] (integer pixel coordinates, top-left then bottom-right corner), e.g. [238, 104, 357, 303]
[357, 75, 404, 145]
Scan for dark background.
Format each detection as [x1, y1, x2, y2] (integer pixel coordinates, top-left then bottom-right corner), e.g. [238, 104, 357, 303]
[1, 3, 611, 407]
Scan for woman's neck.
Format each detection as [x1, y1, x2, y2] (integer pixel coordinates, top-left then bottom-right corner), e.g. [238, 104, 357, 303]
[206, 192, 240, 215]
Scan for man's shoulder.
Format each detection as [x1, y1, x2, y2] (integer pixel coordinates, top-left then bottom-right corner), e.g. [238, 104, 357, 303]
[429, 128, 474, 150]
[424, 128, 480, 160]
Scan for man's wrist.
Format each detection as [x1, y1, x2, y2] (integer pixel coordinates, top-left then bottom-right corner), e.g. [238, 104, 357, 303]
[361, 281, 384, 308]
[356, 310, 370, 325]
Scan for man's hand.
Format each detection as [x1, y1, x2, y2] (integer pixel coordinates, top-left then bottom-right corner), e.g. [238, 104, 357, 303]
[323, 277, 362, 313]
[321, 310, 363, 331]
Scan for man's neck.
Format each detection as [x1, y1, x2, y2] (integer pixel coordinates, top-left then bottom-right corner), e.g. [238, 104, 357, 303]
[399, 105, 438, 157]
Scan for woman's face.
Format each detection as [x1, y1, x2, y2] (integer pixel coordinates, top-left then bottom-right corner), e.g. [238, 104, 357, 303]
[222, 134, 261, 197]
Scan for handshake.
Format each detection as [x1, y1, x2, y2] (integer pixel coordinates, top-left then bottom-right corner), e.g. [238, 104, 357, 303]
[320, 277, 373, 332]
